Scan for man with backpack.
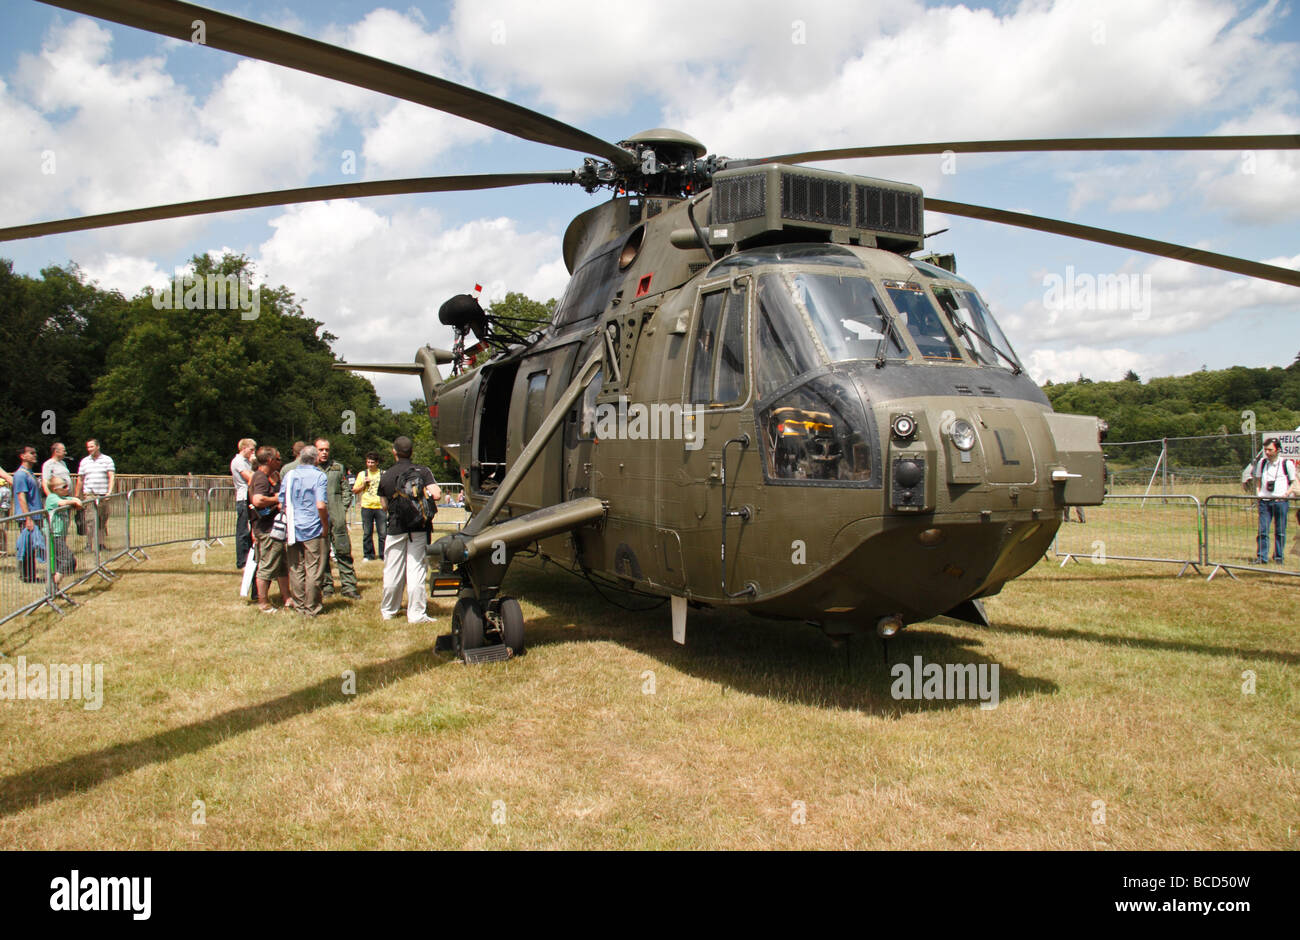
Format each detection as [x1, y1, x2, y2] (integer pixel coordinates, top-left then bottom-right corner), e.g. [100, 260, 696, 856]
[378, 436, 440, 624]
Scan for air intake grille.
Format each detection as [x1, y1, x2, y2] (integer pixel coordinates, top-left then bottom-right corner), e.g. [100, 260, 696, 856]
[782, 173, 852, 225]
[713, 173, 766, 223]
[857, 185, 922, 235]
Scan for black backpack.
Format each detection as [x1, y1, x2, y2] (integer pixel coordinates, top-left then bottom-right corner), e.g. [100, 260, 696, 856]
[389, 466, 437, 532]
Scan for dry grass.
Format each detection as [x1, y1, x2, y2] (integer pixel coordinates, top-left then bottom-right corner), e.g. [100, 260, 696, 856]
[0, 522, 1296, 850]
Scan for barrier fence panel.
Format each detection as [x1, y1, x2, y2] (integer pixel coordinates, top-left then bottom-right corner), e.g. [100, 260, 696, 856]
[1104, 433, 1258, 497]
[1203, 495, 1300, 581]
[125, 486, 211, 555]
[1052, 494, 1204, 575]
[205, 486, 238, 543]
[0, 506, 58, 626]
[91, 492, 131, 566]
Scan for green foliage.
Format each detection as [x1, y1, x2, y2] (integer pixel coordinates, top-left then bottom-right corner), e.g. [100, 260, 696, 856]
[72, 254, 399, 473]
[1046, 364, 1300, 468]
[0, 260, 129, 463]
[1, 254, 462, 476]
[488, 291, 555, 336]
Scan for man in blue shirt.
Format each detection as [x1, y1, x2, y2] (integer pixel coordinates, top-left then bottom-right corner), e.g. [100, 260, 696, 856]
[278, 443, 329, 616]
[12, 445, 45, 583]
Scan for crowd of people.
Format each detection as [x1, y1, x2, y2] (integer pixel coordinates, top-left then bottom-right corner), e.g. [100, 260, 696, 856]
[231, 435, 442, 622]
[1, 439, 117, 584]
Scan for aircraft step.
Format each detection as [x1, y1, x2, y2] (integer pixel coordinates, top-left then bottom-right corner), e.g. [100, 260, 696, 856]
[462, 643, 510, 664]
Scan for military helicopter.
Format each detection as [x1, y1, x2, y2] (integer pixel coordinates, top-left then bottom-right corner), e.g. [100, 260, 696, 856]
[8, 1, 1300, 661]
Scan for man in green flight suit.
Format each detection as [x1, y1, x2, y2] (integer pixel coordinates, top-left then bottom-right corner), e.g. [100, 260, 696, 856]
[314, 437, 359, 599]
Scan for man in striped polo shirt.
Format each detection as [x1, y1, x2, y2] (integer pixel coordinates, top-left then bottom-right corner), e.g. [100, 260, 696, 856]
[75, 438, 116, 551]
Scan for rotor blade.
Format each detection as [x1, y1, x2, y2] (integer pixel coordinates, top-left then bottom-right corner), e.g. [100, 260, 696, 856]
[39, 0, 634, 166]
[743, 135, 1300, 166]
[926, 198, 1300, 288]
[0, 172, 576, 242]
[332, 363, 424, 375]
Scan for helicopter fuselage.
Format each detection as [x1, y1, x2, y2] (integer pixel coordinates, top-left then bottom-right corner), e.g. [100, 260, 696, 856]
[431, 180, 1104, 635]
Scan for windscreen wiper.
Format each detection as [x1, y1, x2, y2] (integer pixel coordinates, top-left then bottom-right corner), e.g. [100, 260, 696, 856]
[872, 296, 901, 368]
[955, 318, 1021, 374]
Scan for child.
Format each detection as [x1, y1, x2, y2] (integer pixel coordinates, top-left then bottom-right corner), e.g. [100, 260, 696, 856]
[44, 477, 82, 588]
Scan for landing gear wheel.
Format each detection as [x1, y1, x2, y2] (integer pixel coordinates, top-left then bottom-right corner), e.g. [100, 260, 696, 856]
[499, 597, 525, 655]
[452, 598, 485, 655]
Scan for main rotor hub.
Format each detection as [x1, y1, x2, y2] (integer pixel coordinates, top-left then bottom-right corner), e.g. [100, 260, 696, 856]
[577, 128, 718, 197]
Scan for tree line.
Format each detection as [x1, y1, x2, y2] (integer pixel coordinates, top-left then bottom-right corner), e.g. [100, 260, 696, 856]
[0, 253, 467, 480]
[1045, 361, 1300, 468]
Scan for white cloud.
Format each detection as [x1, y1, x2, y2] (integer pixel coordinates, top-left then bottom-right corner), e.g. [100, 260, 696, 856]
[1024, 346, 1173, 385]
[667, 0, 1297, 198]
[78, 252, 169, 294]
[1002, 252, 1300, 345]
[255, 201, 570, 404]
[448, 0, 912, 121]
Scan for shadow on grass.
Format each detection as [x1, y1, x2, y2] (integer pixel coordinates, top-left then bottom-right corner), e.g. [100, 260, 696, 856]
[984, 620, 1299, 665]
[129, 565, 251, 578]
[506, 564, 1055, 714]
[0, 646, 447, 819]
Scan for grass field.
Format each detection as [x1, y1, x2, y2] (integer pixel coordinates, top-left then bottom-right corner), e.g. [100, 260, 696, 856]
[0, 522, 1296, 850]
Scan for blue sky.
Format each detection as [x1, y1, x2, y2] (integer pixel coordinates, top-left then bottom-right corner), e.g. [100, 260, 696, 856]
[2, 0, 1298, 408]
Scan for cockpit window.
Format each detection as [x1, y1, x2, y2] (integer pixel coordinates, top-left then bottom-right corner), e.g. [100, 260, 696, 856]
[755, 272, 906, 397]
[885, 283, 962, 361]
[708, 243, 866, 276]
[754, 274, 825, 398]
[932, 287, 1022, 371]
[759, 374, 877, 486]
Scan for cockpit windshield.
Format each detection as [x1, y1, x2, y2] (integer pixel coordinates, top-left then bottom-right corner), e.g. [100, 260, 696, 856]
[755, 272, 906, 397]
[932, 287, 1022, 371]
[884, 282, 962, 361]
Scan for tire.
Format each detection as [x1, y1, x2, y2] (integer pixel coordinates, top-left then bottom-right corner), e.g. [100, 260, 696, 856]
[499, 597, 525, 655]
[452, 598, 485, 654]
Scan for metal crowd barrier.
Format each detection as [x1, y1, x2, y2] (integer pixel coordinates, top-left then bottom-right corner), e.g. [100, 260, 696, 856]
[125, 485, 213, 557]
[1053, 494, 1204, 576]
[1203, 494, 1300, 581]
[205, 486, 238, 543]
[0, 506, 59, 626]
[55, 493, 126, 594]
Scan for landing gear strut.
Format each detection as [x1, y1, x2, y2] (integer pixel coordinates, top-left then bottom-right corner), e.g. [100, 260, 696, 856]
[444, 592, 526, 664]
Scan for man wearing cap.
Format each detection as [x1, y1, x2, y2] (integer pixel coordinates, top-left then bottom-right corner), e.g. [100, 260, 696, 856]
[379, 436, 440, 624]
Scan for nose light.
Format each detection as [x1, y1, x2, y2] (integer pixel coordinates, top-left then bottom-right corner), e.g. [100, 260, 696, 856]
[949, 418, 976, 451]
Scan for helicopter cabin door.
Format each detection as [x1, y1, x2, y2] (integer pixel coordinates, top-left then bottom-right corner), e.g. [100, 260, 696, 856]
[503, 343, 581, 514]
[675, 276, 761, 598]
